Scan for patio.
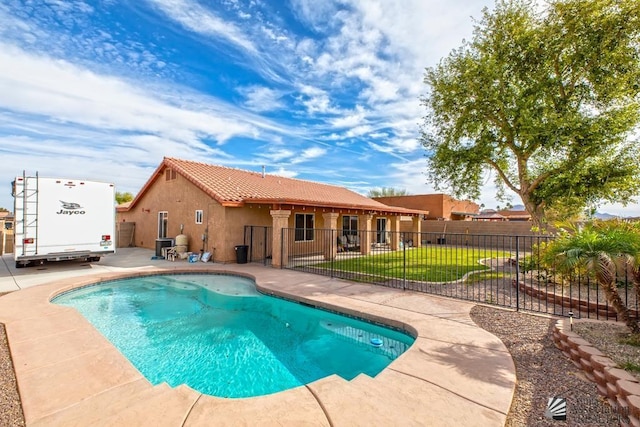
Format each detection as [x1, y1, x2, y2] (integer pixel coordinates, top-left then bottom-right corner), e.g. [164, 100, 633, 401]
[0, 248, 515, 426]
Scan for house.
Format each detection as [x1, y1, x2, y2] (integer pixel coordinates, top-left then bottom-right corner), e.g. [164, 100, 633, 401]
[496, 209, 531, 221]
[0, 211, 13, 230]
[473, 210, 506, 222]
[472, 209, 531, 222]
[372, 194, 479, 221]
[116, 157, 426, 267]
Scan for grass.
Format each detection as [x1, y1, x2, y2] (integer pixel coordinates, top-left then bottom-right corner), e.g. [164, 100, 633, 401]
[314, 246, 511, 282]
[620, 361, 640, 373]
[619, 335, 640, 347]
[464, 271, 508, 284]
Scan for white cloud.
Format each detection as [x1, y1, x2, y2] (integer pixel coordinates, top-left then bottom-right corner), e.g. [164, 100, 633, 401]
[289, 0, 339, 31]
[291, 146, 327, 164]
[330, 105, 367, 128]
[381, 137, 420, 154]
[0, 43, 298, 146]
[238, 85, 285, 112]
[296, 85, 335, 115]
[344, 125, 373, 138]
[256, 148, 295, 163]
[147, 0, 256, 52]
[271, 167, 299, 178]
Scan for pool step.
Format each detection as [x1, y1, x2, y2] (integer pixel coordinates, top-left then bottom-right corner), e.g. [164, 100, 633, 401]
[29, 379, 166, 426]
[308, 373, 431, 427]
[351, 373, 376, 386]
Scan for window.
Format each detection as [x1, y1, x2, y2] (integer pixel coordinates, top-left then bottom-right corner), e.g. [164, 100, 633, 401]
[342, 215, 358, 236]
[294, 213, 314, 242]
[165, 169, 177, 181]
[195, 210, 203, 224]
[158, 211, 168, 238]
[376, 217, 387, 244]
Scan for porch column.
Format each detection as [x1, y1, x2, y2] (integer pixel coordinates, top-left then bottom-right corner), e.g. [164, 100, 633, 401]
[322, 212, 339, 260]
[412, 216, 422, 248]
[390, 215, 401, 250]
[359, 214, 373, 255]
[270, 210, 291, 268]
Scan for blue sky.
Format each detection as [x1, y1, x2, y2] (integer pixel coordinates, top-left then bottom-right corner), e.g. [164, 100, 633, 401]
[1, 0, 638, 217]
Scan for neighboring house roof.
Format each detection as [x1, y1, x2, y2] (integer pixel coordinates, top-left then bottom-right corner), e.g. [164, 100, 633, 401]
[474, 212, 506, 220]
[120, 157, 426, 215]
[497, 210, 531, 220]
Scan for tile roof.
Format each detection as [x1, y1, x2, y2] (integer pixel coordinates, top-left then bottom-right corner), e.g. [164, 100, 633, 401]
[497, 210, 531, 219]
[123, 157, 425, 215]
[474, 212, 506, 220]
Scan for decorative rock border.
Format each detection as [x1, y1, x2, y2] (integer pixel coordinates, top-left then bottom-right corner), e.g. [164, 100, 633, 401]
[553, 318, 640, 426]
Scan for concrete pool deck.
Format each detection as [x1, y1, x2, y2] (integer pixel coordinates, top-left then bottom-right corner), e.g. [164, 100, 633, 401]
[0, 248, 515, 426]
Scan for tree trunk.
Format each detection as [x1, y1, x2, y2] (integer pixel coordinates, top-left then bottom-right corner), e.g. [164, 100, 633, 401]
[520, 194, 546, 232]
[597, 256, 640, 334]
[601, 280, 640, 335]
[633, 267, 640, 331]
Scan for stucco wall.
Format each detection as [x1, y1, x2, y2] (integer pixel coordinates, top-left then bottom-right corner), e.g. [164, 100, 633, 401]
[0, 230, 14, 255]
[117, 168, 420, 264]
[397, 220, 544, 251]
[374, 194, 479, 220]
[419, 220, 537, 236]
[117, 173, 213, 257]
[216, 204, 272, 262]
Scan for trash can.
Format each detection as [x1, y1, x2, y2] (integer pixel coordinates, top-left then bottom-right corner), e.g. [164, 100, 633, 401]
[155, 238, 174, 257]
[234, 245, 248, 264]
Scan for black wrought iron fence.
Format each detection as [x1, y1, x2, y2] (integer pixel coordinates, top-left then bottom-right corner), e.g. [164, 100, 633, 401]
[243, 226, 272, 265]
[280, 228, 638, 320]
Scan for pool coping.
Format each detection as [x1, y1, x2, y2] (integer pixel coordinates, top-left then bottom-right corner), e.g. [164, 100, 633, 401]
[0, 261, 516, 426]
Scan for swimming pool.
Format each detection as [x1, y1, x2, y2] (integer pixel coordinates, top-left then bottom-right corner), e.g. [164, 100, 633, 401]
[52, 273, 415, 398]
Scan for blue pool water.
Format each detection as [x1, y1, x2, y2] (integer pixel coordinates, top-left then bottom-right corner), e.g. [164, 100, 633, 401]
[52, 274, 414, 398]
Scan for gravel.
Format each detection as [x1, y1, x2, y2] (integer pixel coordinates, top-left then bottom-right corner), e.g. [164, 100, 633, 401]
[1, 290, 636, 426]
[470, 305, 624, 426]
[0, 322, 25, 427]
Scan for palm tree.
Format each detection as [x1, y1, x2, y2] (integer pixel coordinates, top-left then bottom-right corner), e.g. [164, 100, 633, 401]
[543, 220, 640, 335]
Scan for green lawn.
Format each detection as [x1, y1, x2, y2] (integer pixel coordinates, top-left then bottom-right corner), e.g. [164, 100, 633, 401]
[315, 246, 511, 282]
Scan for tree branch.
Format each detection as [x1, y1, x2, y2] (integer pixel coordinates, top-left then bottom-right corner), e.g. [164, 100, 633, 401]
[486, 158, 521, 194]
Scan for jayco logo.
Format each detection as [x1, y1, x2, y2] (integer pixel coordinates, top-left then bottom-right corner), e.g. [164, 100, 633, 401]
[56, 201, 86, 215]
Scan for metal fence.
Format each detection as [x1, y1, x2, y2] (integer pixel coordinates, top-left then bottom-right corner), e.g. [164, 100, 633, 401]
[244, 226, 272, 265]
[277, 228, 638, 320]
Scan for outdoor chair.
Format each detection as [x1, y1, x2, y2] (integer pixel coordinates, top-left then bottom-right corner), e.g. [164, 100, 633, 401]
[346, 235, 360, 251]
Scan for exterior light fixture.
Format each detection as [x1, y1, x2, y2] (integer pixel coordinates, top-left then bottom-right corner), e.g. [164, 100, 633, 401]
[568, 311, 574, 331]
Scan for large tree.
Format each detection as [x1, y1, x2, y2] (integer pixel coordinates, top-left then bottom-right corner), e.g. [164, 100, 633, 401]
[421, 0, 640, 227]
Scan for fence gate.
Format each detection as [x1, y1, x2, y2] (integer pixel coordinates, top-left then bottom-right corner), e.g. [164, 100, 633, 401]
[244, 226, 272, 265]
